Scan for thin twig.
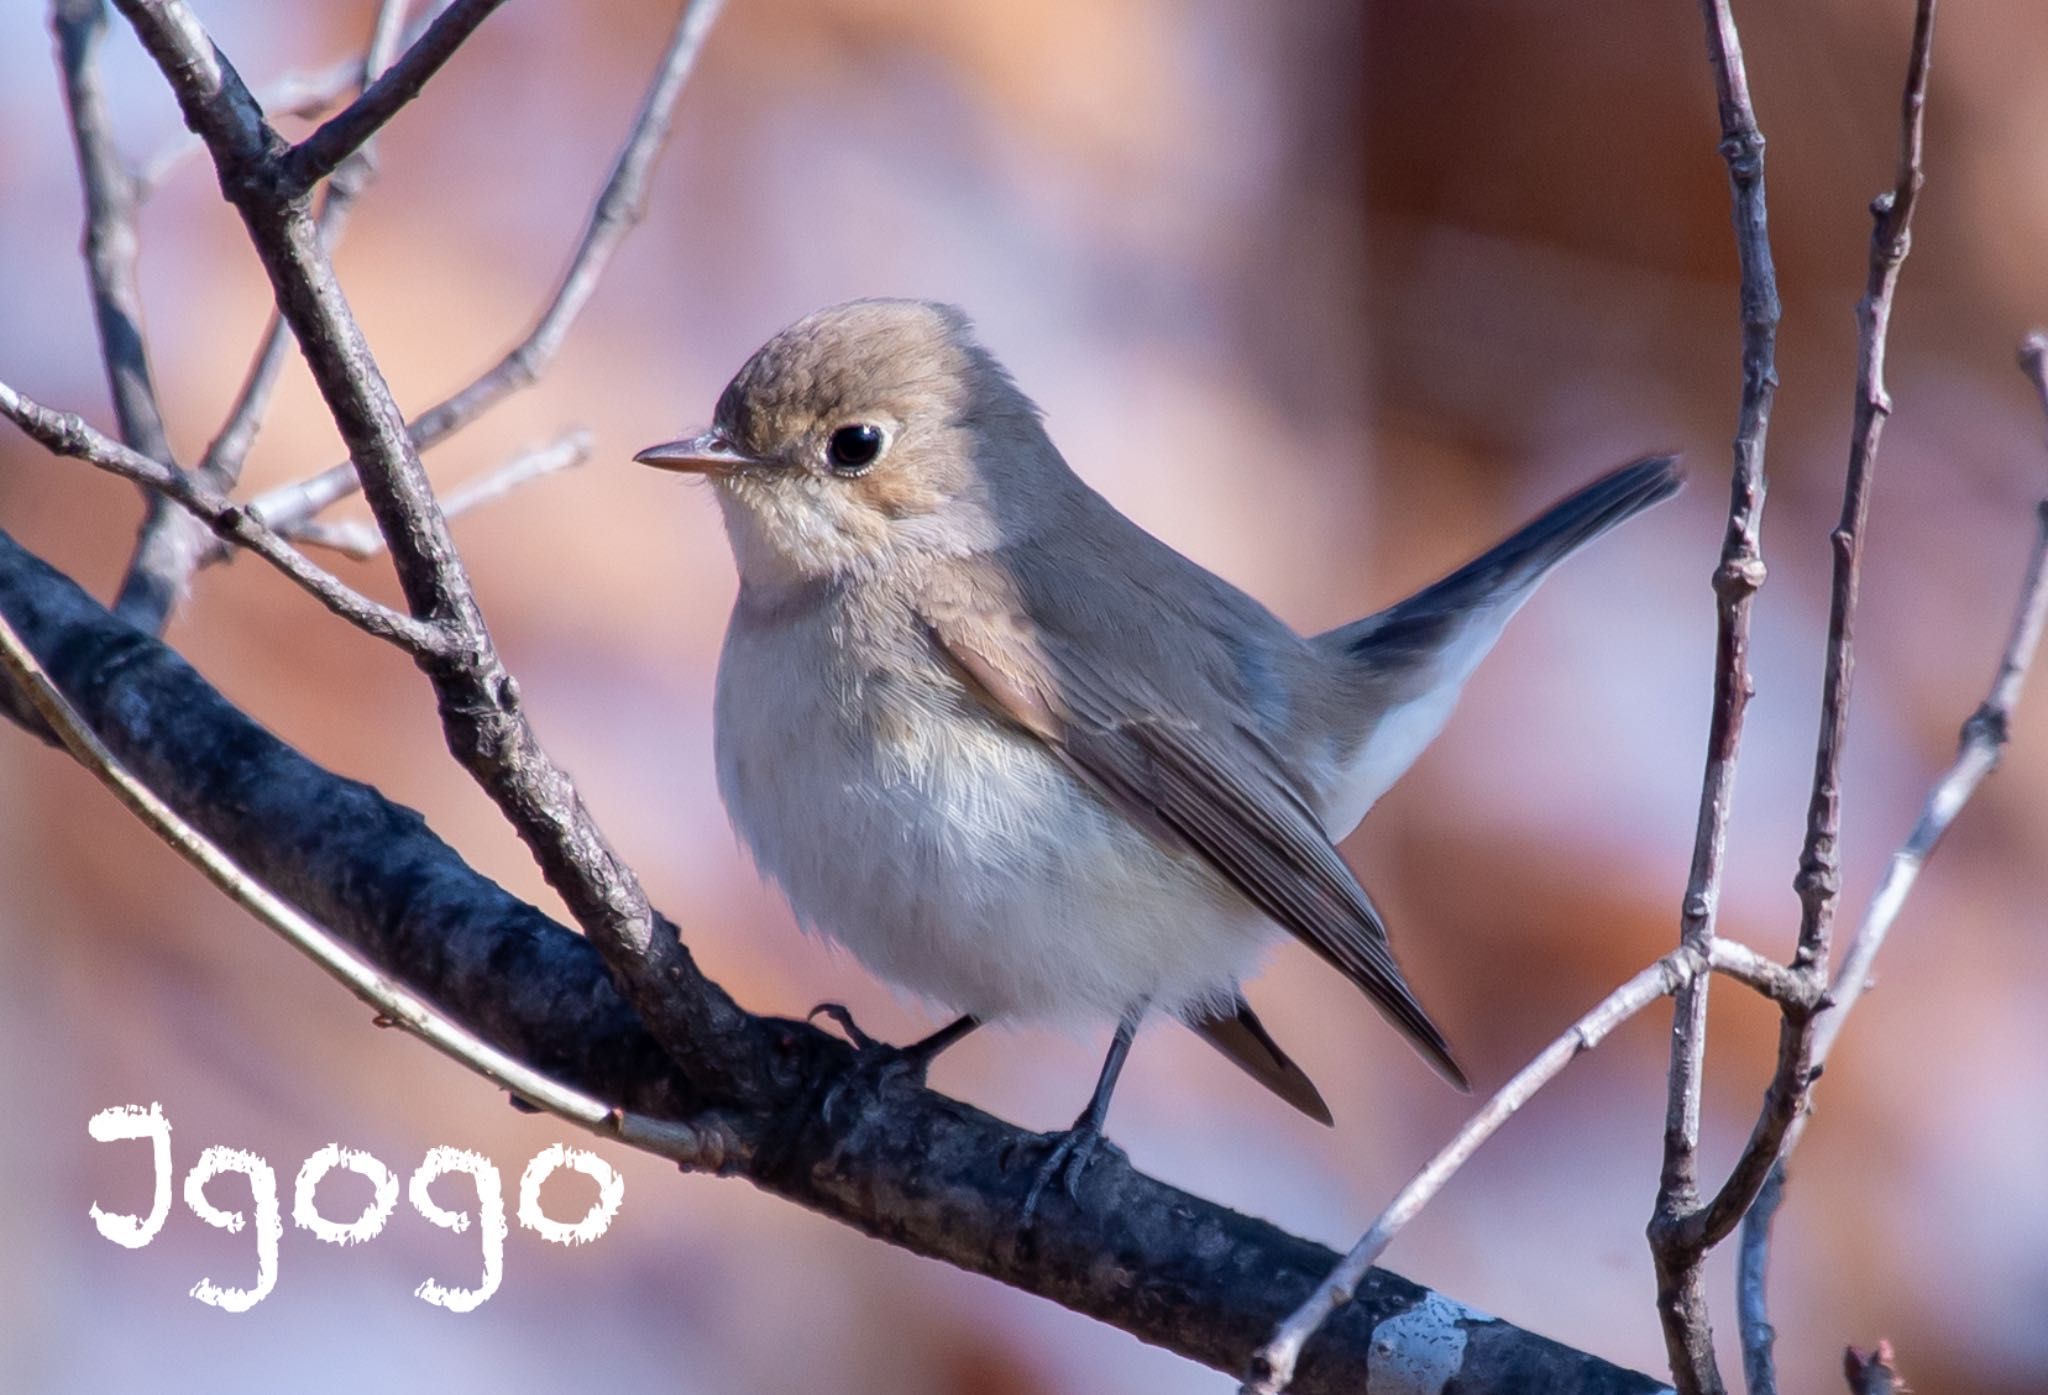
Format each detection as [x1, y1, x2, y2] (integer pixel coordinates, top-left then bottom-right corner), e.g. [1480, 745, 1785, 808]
[1243, 938, 1801, 1395]
[241, 0, 727, 540]
[0, 382, 448, 657]
[133, 1, 454, 196]
[1736, 1166, 1784, 1395]
[1653, 4, 1783, 1388]
[1816, 512, 2044, 1072]
[287, 430, 590, 559]
[1691, 0, 1938, 1258]
[1247, 957, 1686, 1395]
[1702, 938, 1813, 1007]
[1738, 339, 2048, 1395]
[194, 0, 415, 494]
[1654, 9, 1938, 1390]
[111, 0, 766, 1099]
[50, 0, 198, 632]
[279, 0, 511, 198]
[0, 605, 728, 1172]
[1790, 0, 1938, 988]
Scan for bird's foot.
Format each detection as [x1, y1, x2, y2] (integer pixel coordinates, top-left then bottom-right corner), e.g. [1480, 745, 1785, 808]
[1019, 1118, 1117, 1229]
[808, 1003, 940, 1126]
[808, 1001, 884, 1054]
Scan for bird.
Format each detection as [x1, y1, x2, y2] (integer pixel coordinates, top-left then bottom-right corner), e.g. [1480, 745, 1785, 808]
[637, 298, 1679, 1217]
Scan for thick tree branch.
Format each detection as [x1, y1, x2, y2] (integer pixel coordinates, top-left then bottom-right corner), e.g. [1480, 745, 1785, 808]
[0, 380, 447, 656]
[279, 0, 509, 198]
[0, 600, 730, 1170]
[112, 0, 766, 1102]
[0, 527, 1666, 1395]
[1654, 4, 1783, 1388]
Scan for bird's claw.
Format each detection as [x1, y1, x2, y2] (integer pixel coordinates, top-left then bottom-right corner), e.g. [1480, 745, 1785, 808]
[1019, 1120, 1110, 1228]
[810, 1003, 924, 1126]
[808, 1001, 881, 1053]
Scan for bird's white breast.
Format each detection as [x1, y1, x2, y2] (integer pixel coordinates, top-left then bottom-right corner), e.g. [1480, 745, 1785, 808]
[712, 598, 1275, 1026]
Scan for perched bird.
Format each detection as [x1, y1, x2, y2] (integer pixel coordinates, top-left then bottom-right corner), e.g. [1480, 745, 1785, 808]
[639, 299, 1678, 1214]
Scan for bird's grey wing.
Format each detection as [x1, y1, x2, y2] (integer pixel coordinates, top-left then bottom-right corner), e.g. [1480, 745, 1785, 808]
[923, 604, 1469, 1091]
[1185, 997, 1333, 1125]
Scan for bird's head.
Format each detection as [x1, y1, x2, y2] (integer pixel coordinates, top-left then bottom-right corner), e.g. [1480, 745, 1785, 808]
[637, 299, 1063, 586]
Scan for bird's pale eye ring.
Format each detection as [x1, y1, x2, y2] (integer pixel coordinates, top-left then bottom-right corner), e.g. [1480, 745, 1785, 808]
[826, 423, 887, 476]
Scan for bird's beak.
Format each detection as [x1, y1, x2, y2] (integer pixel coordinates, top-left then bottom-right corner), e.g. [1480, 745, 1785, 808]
[633, 428, 759, 476]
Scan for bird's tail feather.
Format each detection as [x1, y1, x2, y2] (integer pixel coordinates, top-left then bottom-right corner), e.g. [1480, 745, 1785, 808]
[1185, 998, 1335, 1125]
[1318, 454, 1682, 664]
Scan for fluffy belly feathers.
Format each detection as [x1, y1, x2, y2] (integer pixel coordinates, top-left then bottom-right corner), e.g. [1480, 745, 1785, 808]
[713, 631, 1274, 1025]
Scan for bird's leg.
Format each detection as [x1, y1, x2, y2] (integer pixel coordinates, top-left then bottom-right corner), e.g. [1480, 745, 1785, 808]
[1021, 1005, 1143, 1226]
[811, 1005, 981, 1123]
[895, 1012, 983, 1068]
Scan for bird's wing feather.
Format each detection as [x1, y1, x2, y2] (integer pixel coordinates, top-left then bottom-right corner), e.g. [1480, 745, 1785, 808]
[924, 600, 1468, 1091]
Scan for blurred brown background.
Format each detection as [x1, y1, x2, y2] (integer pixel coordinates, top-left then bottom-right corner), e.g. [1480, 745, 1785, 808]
[3, 1, 2045, 1391]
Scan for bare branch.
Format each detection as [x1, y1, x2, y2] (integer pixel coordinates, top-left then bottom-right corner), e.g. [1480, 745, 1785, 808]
[1737, 1165, 1784, 1395]
[111, 0, 764, 1100]
[1739, 341, 2048, 1394]
[287, 430, 590, 559]
[0, 602, 729, 1170]
[279, 0, 510, 198]
[50, 0, 202, 631]
[1245, 934, 1805, 1395]
[1247, 954, 1690, 1394]
[1651, 10, 1937, 1388]
[245, 0, 726, 538]
[1654, 3, 1784, 1386]
[405, 0, 725, 442]
[194, 0, 415, 495]
[1692, 0, 1938, 1258]
[0, 381, 448, 657]
[1814, 511, 2045, 1074]
[83, 0, 422, 630]
[1701, 938, 1815, 1008]
[52, 0, 168, 463]
[1789, 0, 1937, 986]
[134, 0, 454, 196]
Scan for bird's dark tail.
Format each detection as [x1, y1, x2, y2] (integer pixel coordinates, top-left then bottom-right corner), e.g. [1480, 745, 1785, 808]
[1317, 454, 1682, 665]
[1185, 998, 1335, 1125]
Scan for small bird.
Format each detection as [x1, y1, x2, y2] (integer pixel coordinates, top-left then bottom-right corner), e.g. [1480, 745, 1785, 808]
[639, 299, 1678, 1214]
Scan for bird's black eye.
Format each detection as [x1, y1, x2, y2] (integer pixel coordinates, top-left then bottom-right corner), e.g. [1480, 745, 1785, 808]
[827, 423, 886, 475]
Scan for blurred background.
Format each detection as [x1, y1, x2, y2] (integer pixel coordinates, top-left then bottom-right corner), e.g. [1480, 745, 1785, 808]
[3, 1, 2045, 1391]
